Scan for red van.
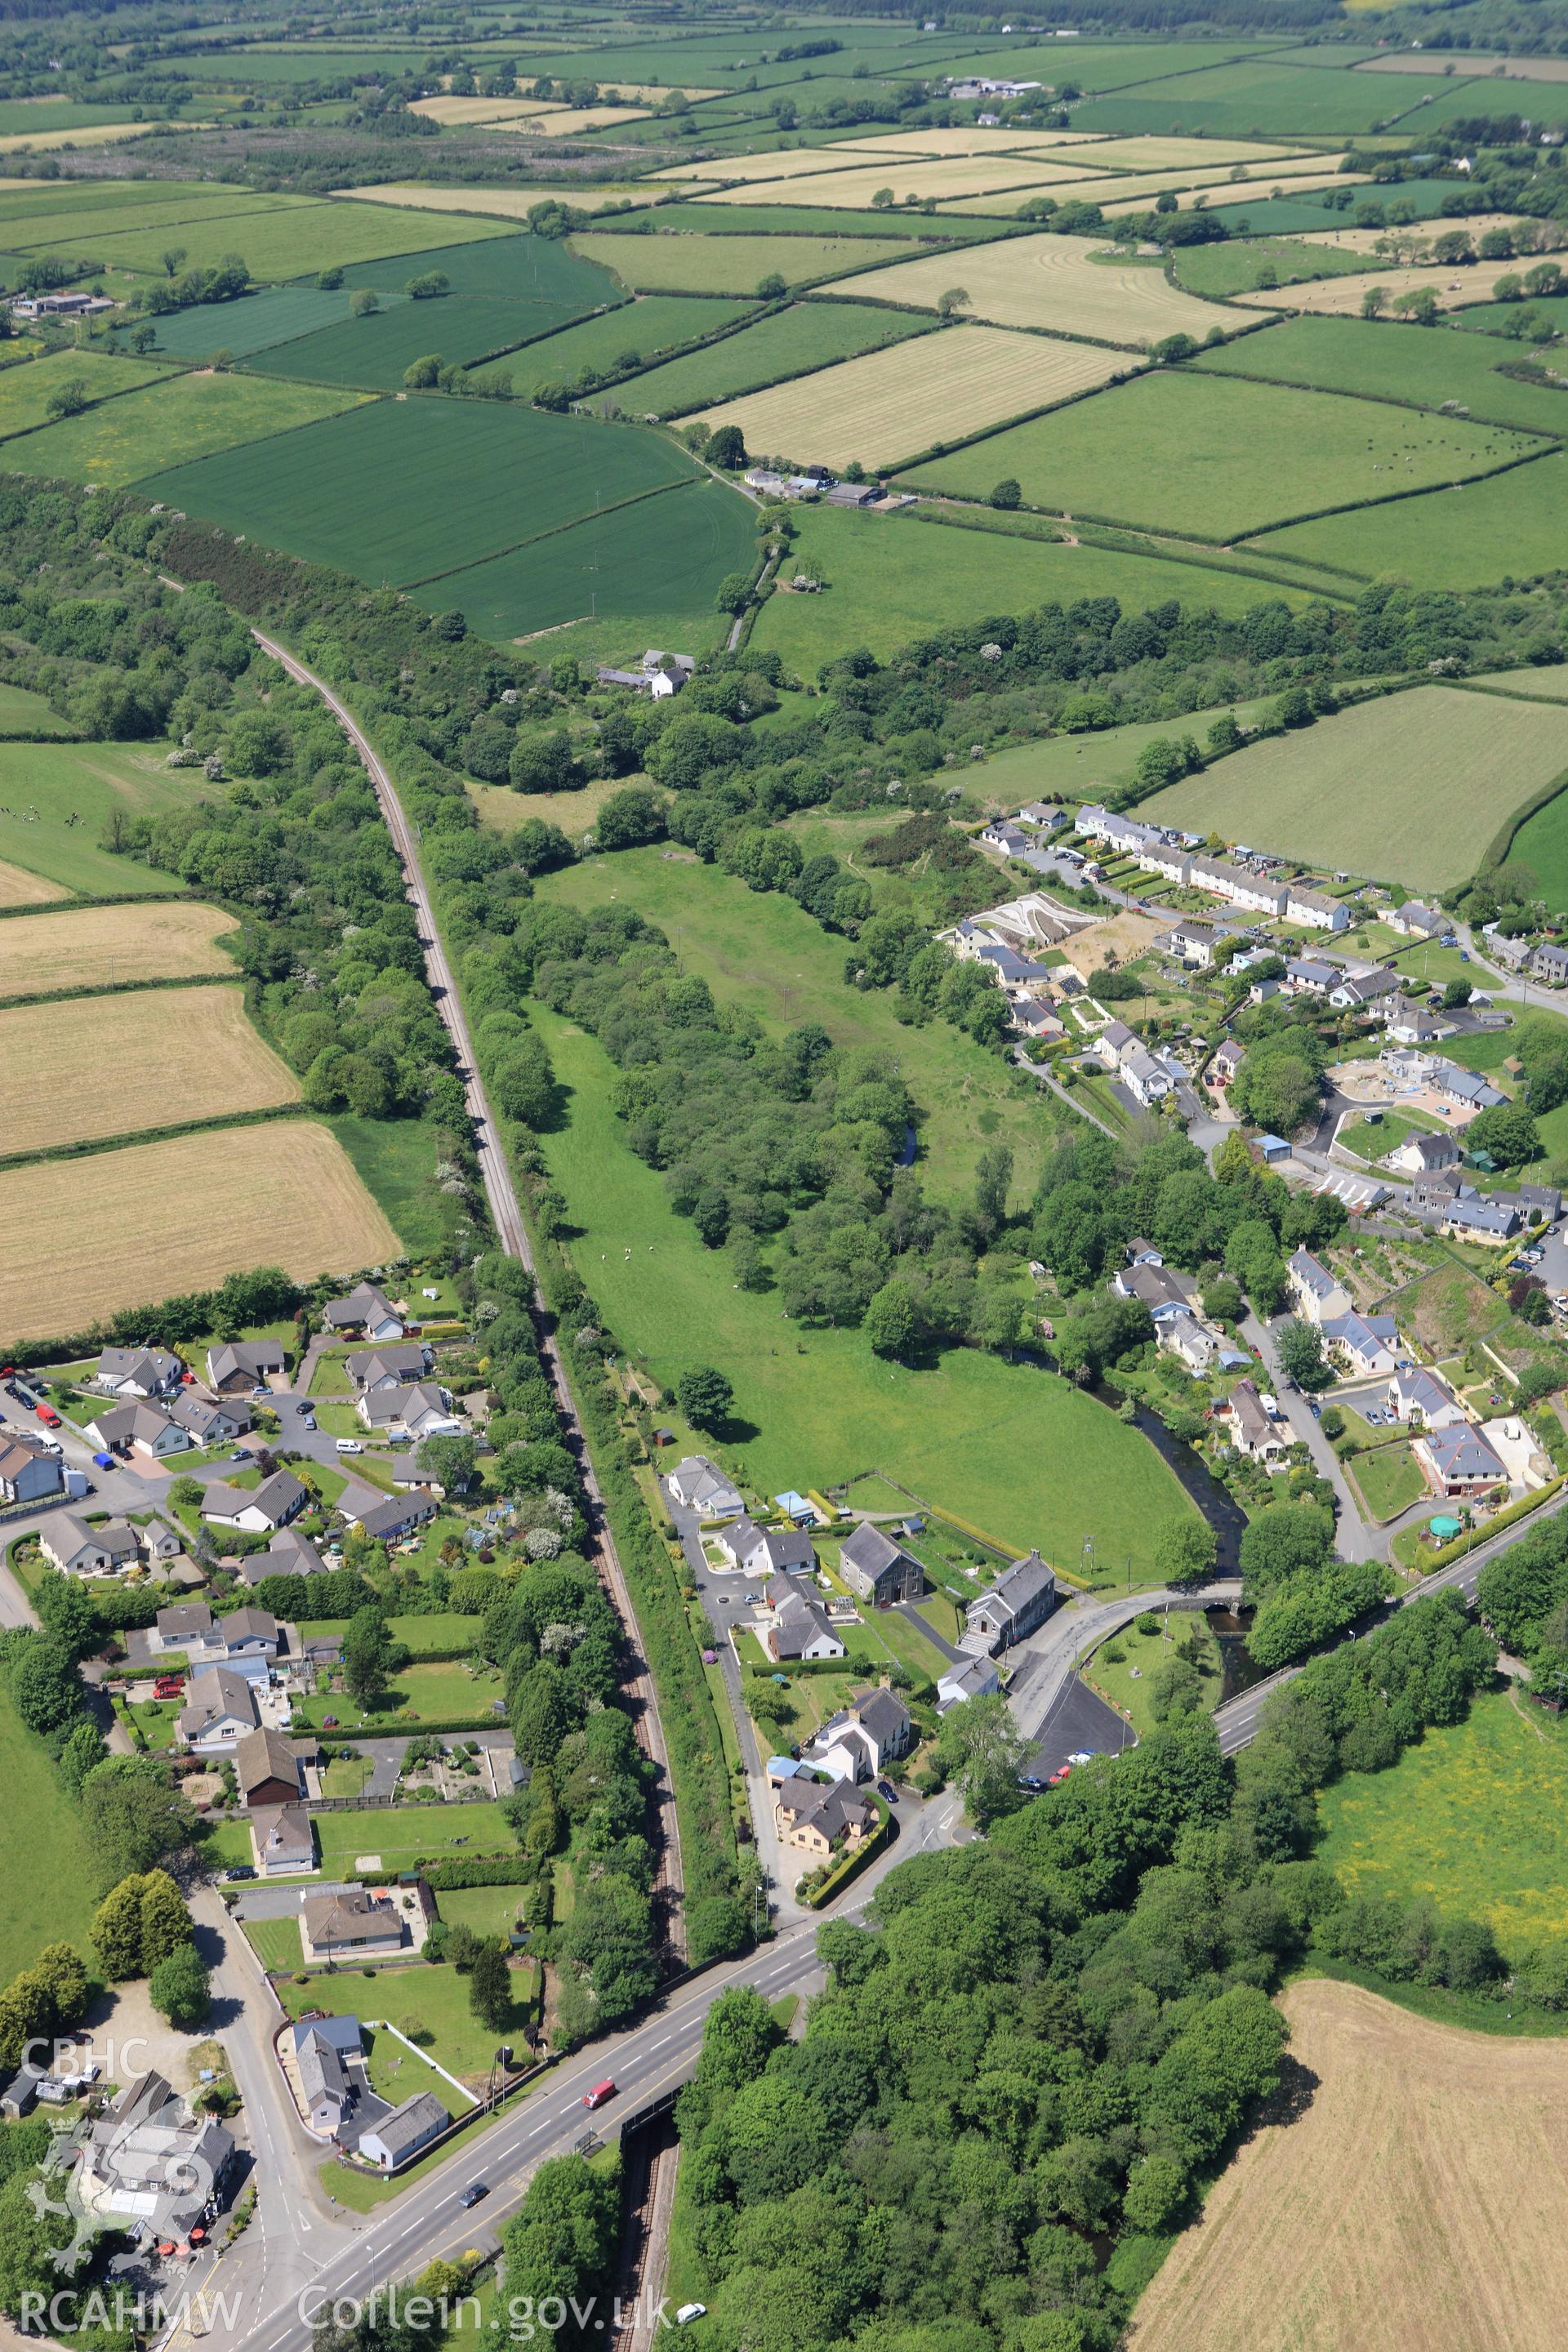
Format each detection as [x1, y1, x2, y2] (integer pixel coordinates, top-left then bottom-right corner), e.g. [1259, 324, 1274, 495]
[582, 2079, 616, 2111]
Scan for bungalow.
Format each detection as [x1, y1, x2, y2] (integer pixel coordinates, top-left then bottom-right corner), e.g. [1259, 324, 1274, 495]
[774, 1776, 875, 1860]
[1187, 854, 1287, 919]
[1330, 967, 1401, 1013]
[838, 1521, 924, 1606]
[1388, 1367, 1468, 1430]
[252, 1805, 314, 1878]
[0, 1433, 63, 1506]
[1285, 884, 1350, 933]
[218, 1606, 280, 1660]
[95, 1347, 183, 1399]
[236, 1726, 305, 1809]
[301, 1888, 406, 1966]
[1413, 1423, 1508, 1499]
[965, 1550, 1058, 1650]
[1442, 1196, 1519, 1244]
[343, 1343, 432, 1393]
[1121, 1045, 1174, 1107]
[1389, 900, 1448, 940]
[358, 2091, 448, 2175]
[202, 1470, 308, 1535]
[1018, 803, 1068, 835]
[1286, 1248, 1353, 1325]
[1210, 1039, 1245, 1088]
[1321, 1312, 1401, 1380]
[38, 1511, 138, 1578]
[713, 1516, 817, 1579]
[1159, 1308, 1218, 1374]
[1160, 921, 1219, 970]
[768, 1590, 845, 1663]
[353, 1490, 439, 1544]
[1283, 957, 1341, 996]
[1432, 1062, 1507, 1112]
[1223, 1381, 1288, 1462]
[982, 819, 1032, 857]
[1012, 999, 1065, 1042]
[84, 1400, 192, 1459]
[938, 1654, 1000, 1709]
[356, 1379, 464, 1443]
[207, 1340, 285, 1394]
[1388, 1129, 1462, 1178]
[321, 1283, 404, 1343]
[666, 1454, 745, 1521]
[1383, 999, 1445, 1048]
[167, 1390, 253, 1446]
[244, 1528, 327, 1584]
[176, 1667, 259, 1754]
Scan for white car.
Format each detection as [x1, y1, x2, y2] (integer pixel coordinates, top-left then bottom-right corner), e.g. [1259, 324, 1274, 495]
[675, 2309, 707, 2328]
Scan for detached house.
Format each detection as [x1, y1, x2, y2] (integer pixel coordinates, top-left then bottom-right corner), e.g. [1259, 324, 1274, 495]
[1388, 1368, 1467, 1431]
[252, 1806, 314, 1878]
[1320, 1312, 1401, 1380]
[0, 1434, 63, 1506]
[965, 1550, 1058, 1650]
[774, 1776, 875, 1860]
[207, 1340, 285, 1395]
[666, 1454, 745, 1521]
[805, 1686, 914, 1783]
[356, 1380, 463, 1443]
[201, 1471, 308, 1535]
[176, 1667, 259, 1754]
[83, 1400, 193, 1460]
[358, 2091, 448, 2175]
[1223, 1381, 1287, 1462]
[1414, 1423, 1508, 1499]
[713, 1517, 817, 1579]
[766, 1578, 845, 1662]
[1388, 1129, 1462, 1179]
[343, 1343, 432, 1393]
[322, 1283, 404, 1343]
[838, 1521, 924, 1606]
[353, 1491, 439, 1544]
[94, 1347, 183, 1399]
[236, 1727, 305, 1808]
[167, 1390, 253, 1446]
[301, 1888, 408, 1965]
[1286, 1248, 1352, 1326]
[37, 1511, 138, 1578]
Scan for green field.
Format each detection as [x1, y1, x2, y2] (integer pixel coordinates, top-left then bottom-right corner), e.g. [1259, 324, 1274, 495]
[539, 843, 1070, 1199]
[524, 993, 1200, 1577]
[973, 696, 1278, 808]
[249, 294, 608, 390]
[0, 100, 140, 136]
[1143, 684, 1568, 889]
[466, 293, 755, 394]
[0, 1679, 98, 1983]
[11, 368, 372, 488]
[572, 229, 917, 294]
[1456, 292, 1568, 341]
[323, 1114, 465, 1259]
[1068, 60, 1459, 136]
[608, 201, 1009, 243]
[335, 232, 617, 306]
[0, 682, 75, 736]
[23, 198, 510, 283]
[137, 393, 710, 585]
[1507, 790, 1568, 911]
[0, 348, 168, 442]
[1200, 180, 1472, 237]
[1315, 1687, 1568, 1963]
[754, 506, 1321, 674]
[0, 191, 327, 255]
[408, 474, 754, 643]
[1173, 238, 1373, 299]
[115, 285, 359, 363]
[898, 371, 1545, 543]
[0, 739, 205, 896]
[1254, 446, 1568, 586]
[1192, 316, 1568, 440]
[616, 297, 937, 416]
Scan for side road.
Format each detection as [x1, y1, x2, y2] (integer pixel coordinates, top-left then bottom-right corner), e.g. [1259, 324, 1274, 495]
[247, 627, 683, 1922]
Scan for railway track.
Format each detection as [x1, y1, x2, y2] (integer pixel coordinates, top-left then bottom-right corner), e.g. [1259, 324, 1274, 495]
[249, 628, 684, 1938]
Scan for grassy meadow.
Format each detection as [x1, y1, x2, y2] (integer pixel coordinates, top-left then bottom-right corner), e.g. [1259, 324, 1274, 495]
[0, 1679, 98, 1982]
[1253, 448, 1568, 586]
[0, 740, 201, 898]
[1192, 315, 1568, 439]
[9, 370, 372, 488]
[464, 292, 755, 394]
[572, 229, 915, 293]
[615, 299, 937, 415]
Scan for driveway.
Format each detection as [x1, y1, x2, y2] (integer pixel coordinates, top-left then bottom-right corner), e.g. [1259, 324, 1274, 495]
[1243, 1310, 1382, 1561]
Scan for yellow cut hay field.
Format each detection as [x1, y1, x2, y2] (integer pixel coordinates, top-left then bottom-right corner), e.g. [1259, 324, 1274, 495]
[1096, 166, 1370, 216]
[0, 1120, 401, 1343]
[654, 128, 1104, 180]
[842, 126, 1113, 155]
[1128, 1977, 1568, 2352]
[1278, 212, 1557, 254]
[411, 93, 569, 124]
[1066, 135, 1310, 169]
[1236, 254, 1531, 315]
[822, 234, 1226, 345]
[0, 900, 237, 1000]
[688, 323, 1138, 470]
[716, 154, 1094, 208]
[0, 859, 63, 908]
[332, 180, 662, 217]
[0, 983, 299, 1158]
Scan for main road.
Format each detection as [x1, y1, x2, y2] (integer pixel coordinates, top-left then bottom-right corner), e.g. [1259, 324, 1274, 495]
[247, 630, 682, 1919]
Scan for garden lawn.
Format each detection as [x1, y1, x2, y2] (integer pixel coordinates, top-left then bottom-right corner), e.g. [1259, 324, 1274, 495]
[298, 1612, 482, 1655]
[136, 394, 712, 589]
[571, 230, 915, 294]
[1338, 1108, 1443, 1163]
[274, 1959, 537, 2080]
[466, 294, 755, 394]
[613, 299, 937, 416]
[898, 372, 1545, 543]
[9, 370, 373, 488]
[0, 1681, 98, 1981]
[1191, 314, 1568, 441]
[1314, 1686, 1568, 1962]
[1140, 686, 1568, 891]
[754, 507, 1316, 674]
[1088, 1613, 1222, 1740]
[525, 1001, 1201, 1579]
[434, 1885, 531, 1937]
[1348, 1440, 1428, 1520]
[292, 1659, 505, 1731]
[243, 1915, 309, 1971]
[310, 1802, 518, 1876]
[0, 738, 199, 898]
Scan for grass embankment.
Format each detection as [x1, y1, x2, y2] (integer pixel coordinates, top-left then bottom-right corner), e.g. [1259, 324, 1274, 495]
[0, 1680, 98, 1982]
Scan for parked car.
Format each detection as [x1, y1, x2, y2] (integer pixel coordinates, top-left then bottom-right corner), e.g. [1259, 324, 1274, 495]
[225, 1866, 255, 1882]
[877, 1779, 899, 1804]
[582, 2079, 616, 2111]
[675, 2308, 707, 2328]
[1017, 1774, 1045, 1791]
[35, 1404, 60, 1427]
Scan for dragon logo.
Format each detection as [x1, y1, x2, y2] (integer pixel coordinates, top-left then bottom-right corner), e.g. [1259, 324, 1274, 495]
[25, 2123, 96, 2277]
